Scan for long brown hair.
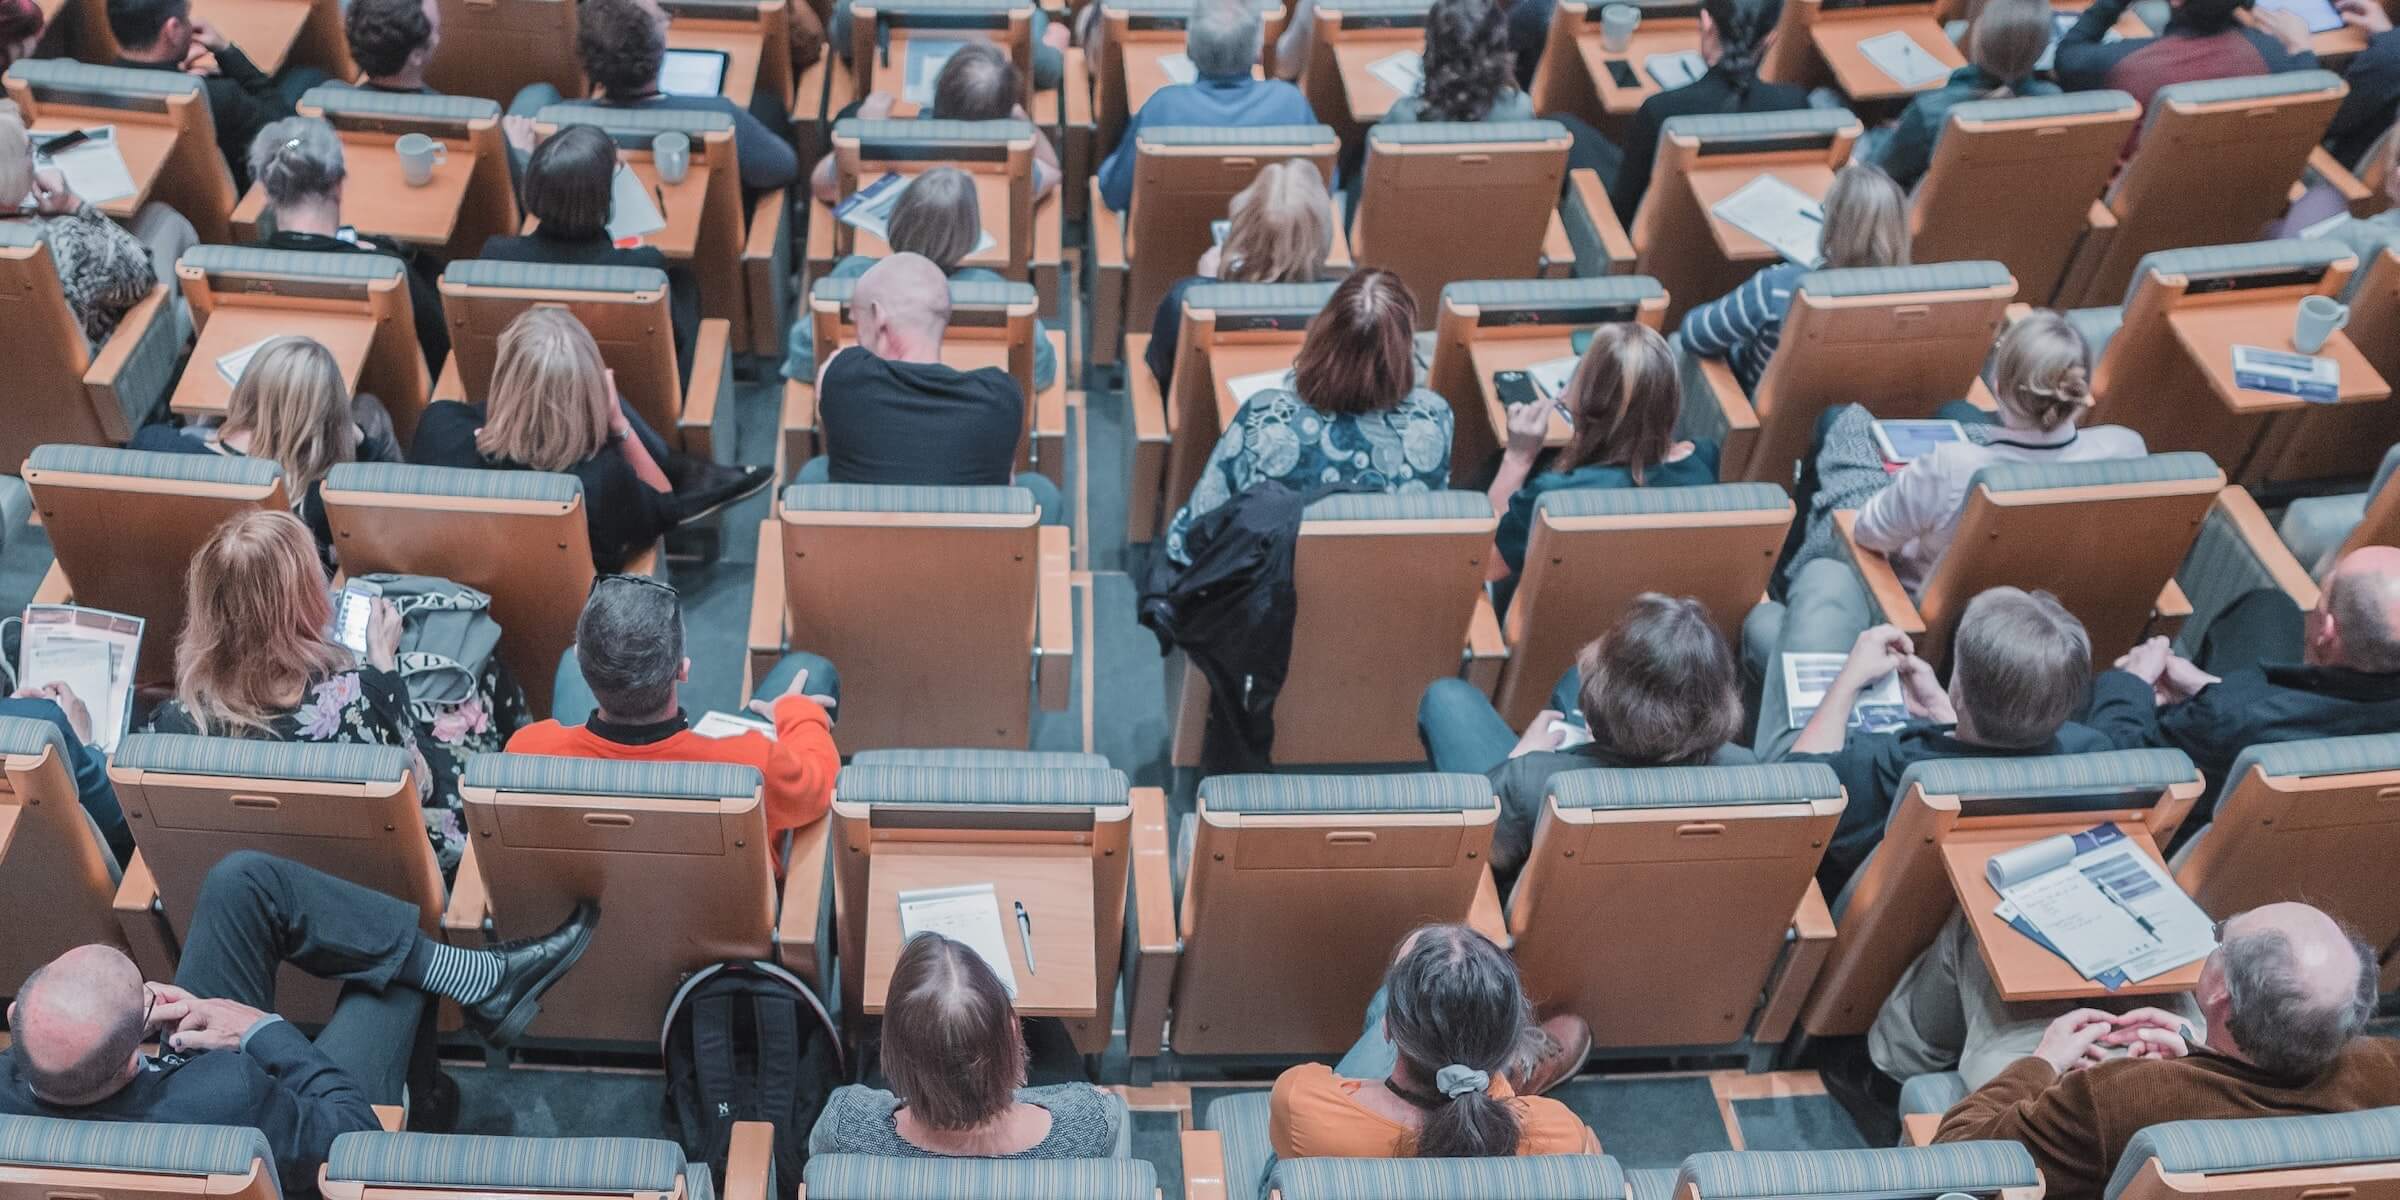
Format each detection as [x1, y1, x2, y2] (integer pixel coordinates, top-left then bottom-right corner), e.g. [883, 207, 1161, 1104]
[478, 307, 612, 471]
[223, 336, 355, 503]
[174, 509, 350, 735]
[1292, 268, 1418, 415]
[1554, 323, 1681, 482]
[1219, 160, 1331, 285]
[1818, 163, 1910, 271]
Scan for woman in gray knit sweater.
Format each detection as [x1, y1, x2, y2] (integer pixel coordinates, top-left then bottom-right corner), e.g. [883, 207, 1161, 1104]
[810, 933, 1122, 1159]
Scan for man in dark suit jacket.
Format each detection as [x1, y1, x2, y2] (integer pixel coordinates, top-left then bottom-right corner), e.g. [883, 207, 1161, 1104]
[106, 0, 323, 191]
[1, 854, 597, 1194]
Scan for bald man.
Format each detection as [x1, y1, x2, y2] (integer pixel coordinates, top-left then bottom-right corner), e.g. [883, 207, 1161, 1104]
[805, 253, 1061, 518]
[1929, 903, 2399, 1200]
[2092, 544, 2400, 827]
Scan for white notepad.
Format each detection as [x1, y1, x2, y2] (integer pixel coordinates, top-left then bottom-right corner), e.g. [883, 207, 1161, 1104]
[1368, 50, 1423, 94]
[903, 38, 970, 106]
[608, 166, 667, 243]
[897, 882, 1019, 997]
[1527, 355, 1580, 401]
[1781, 652, 1908, 734]
[1710, 174, 1825, 267]
[1226, 367, 1293, 405]
[1857, 29, 1950, 87]
[34, 126, 137, 206]
[1644, 50, 1705, 89]
[691, 711, 775, 739]
[1156, 51, 1198, 84]
[215, 336, 278, 386]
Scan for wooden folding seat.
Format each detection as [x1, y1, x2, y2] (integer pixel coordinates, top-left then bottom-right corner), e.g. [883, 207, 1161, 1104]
[0, 223, 181, 472]
[1352, 121, 1574, 317]
[2258, 224, 2400, 486]
[261, 89, 518, 267]
[1425, 276, 1670, 475]
[1091, 0, 1291, 157]
[23, 445, 287, 683]
[177, 245, 434, 440]
[0, 716, 128, 997]
[1757, 0, 1963, 104]
[1656, 1144, 2043, 1200]
[2269, 445, 2400, 576]
[425, 0, 580, 103]
[5, 60, 239, 243]
[811, 118, 1060, 309]
[70, 0, 352, 89]
[804, 1157, 1157, 1199]
[2109, 1110, 2400, 1200]
[1195, 1091, 1618, 1200]
[322, 1128, 765, 1200]
[1294, 0, 1434, 140]
[1144, 280, 1337, 542]
[1909, 91, 2140, 305]
[1527, 0, 1706, 137]
[746, 483, 1074, 751]
[1628, 108, 1861, 328]
[0, 1114, 286, 1200]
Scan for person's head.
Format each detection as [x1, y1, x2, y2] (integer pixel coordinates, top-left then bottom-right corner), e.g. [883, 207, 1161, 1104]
[1818, 162, 1909, 270]
[346, 0, 440, 83]
[521, 124, 619, 241]
[224, 336, 358, 500]
[1554, 323, 1681, 480]
[930, 41, 1019, 120]
[1948, 586, 2090, 749]
[2169, 0, 2245, 36]
[248, 116, 346, 218]
[577, 0, 669, 98]
[7, 946, 148, 1107]
[0, 0, 45, 71]
[107, 0, 191, 58]
[1380, 924, 1528, 1158]
[879, 933, 1027, 1132]
[886, 168, 982, 273]
[1415, 0, 1514, 121]
[1575, 594, 1743, 765]
[574, 574, 687, 723]
[0, 110, 34, 210]
[1990, 310, 2094, 434]
[1966, 0, 2048, 86]
[480, 307, 613, 472]
[1186, 0, 1264, 78]
[175, 509, 348, 735]
[2305, 545, 2400, 672]
[851, 252, 954, 360]
[1293, 267, 1418, 416]
[1697, 0, 1778, 75]
[1218, 159, 1331, 284]
[2195, 903, 2376, 1078]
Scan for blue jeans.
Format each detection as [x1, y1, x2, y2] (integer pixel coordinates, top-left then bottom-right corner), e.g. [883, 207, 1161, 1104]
[550, 649, 840, 727]
[795, 455, 1064, 526]
[1414, 667, 1583, 775]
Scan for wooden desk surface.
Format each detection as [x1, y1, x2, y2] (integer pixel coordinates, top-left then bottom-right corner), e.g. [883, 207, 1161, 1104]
[861, 847, 1099, 1018]
[30, 118, 173, 221]
[1686, 162, 1836, 262]
[1469, 336, 1580, 448]
[1333, 35, 1423, 124]
[621, 159, 711, 260]
[2167, 302, 2392, 415]
[1583, 25, 1705, 116]
[1207, 341, 1305, 430]
[1811, 12, 1965, 103]
[173, 308, 376, 418]
[668, 23, 763, 112]
[847, 171, 1055, 270]
[318, 134, 476, 248]
[1939, 822, 2205, 1003]
[203, 0, 309, 77]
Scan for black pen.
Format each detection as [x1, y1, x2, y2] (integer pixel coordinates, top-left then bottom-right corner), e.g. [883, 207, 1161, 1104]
[1014, 900, 1037, 974]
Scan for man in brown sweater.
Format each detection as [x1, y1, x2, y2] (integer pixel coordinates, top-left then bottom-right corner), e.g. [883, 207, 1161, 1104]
[1936, 902, 2400, 1200]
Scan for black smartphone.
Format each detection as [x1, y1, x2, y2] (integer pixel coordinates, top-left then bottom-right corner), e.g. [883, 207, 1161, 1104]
[35, 128, 91, 156]
[1494, 370, 1539, 409]
[1603, 58, 1640, 88]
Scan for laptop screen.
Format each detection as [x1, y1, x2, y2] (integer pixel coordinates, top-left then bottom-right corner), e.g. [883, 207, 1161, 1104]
[660, 48, 730, 98]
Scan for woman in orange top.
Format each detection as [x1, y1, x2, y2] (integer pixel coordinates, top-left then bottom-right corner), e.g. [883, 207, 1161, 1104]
[1269, 924, 1599, 1159]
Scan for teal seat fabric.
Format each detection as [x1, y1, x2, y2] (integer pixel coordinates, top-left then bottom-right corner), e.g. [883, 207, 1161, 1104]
[1676, 1142, 2039, 1198]
[2277, 442, 2400, 571]
[326, 1132, 684, 1192]
[5, 59, 203, 103]
[831, 764, 1129, 807]
[113, 735, 411, 784]
[1794, 262, 2011, 300]
[1967, 451, 2219, 497]
[1896, 749, 2200, 808]
[27, 444, 280, 489]
[846, 749, 1113, 769]
[1548, 763, 1843, 810]
[1140, 124, 1336, 147]
[324, 463, 582, 506]
[1443, 276, 1666, 313]
[463, 753, 761, 801]
[800, 1154, 1157, 1200]
[1183, 281, 1342, 317]
[1626, 1167, 1680, 1200]
[535, 104, 734, 139]
[2176, 481, 2298, 658]
[443, 260, 669, 296]
[2103, 1107, 2400, 1200]
[0, 713, 73, 760]
[180, 245, 406, 283]
[1302, 491, 1490, 522]
[1532, 482, 1788, 522]
[0, 1113, 273, 1178]
[1204, 1092, 1277, 1200]
[1278, 1155, 1626, 1200]
[301, 87, 501, 123]
[1198, 772, 1494, 815]
[1368, 120, 1568, 149]
[779, 483, 1035, 516]
[1660, 108, 1858, 145]
[1898, 1072, 1969, 1120]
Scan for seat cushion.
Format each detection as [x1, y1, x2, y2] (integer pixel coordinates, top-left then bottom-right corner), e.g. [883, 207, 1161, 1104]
[1276, 1155, 1626, 1200]
[2102, 1107, 2400, 1200]
[326, 1132, 684, 1192]
[114, 734, 412, 784]
[1198, 773, 1494, 815]
[1898, 1072, 1968, 1120]
[1898, 748, 2201, 810]
[1548, 762, 1843, 810]
[779, 482, 1034, 515]
[0, 1114, 273, 1176]
[1202, 1092, 1277, 1200]
[846, 749, 1114, 769]
[831, 764, 1129, 807]
[2279, 493, 2368, 571]
[27, 444, 281, 488]
[463, 753, 761, 800]
[2063, 305, 2125, 360]
[1676, 1142, 2040, 1198]
[325, 462, 582, 505]
[800, 1154, 1158, 1200]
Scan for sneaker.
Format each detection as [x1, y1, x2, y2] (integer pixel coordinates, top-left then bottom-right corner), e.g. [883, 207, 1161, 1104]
[1506, 1014, 1593, 1097]
[672, 460, 772, 527]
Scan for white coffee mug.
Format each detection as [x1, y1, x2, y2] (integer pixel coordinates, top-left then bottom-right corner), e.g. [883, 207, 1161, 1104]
[393, 132, 445, 187]
[1600, 3, 1641, 51]
[652, 131, 692, 185]
[2294, 294, 2350, 355]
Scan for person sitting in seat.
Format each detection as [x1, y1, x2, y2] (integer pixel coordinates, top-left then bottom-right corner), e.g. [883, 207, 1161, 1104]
[242, 116, 450, 376]
[0, 678, 129, 864]
[1864, 0, 2055, 189]
[1162, 267, 1454, 565]
[786, 167, 1057, 391]
[1097, 0, 1315, 212]
[1601, 0, 1807, 223]
[811, 932, 1120, 1157]
[409, 307, 770, 569]
[0, 110, 174, 349]
[2094, 545, 2400, 819]
[2322, 12, 2400, 167]
[1920, 902, 2400, 1200]
[0, 0, 41, 73]
[1144, 159, 1333, 396]
[0, 854, 596, 1195]
[343, 0, 442, 94]
[1678, 162, 1909, 396]
[142, 510, 525, 877]
[1272, 924, 1595, 1159]
[1486, 323, 1720, 611]
[1417, 594, 1755, 878]
[1759, 585, 2115, 896]
[2056, 0, 2314, 159]
[826, 1, 1069, 98]
[1384, 0, 1533, 124]
[807, 42, 1064, 205]
[107, 0, 324, 190]
[507, 574, 838, 877]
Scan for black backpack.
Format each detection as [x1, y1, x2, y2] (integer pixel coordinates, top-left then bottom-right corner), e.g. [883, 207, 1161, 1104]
[660, 960, 844, 1186]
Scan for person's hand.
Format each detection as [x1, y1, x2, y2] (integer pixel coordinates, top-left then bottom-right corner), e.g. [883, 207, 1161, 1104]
[2256, 6, 2315, 51]
[1042, 19, 1071, 49]
[748, 667, 837, 718]
[1894, 653, 1952, 722]
[365, 598, 402, 672]
[14, 682, 92, 743]
[2155, 654, 2220, 706]
[187, 18, 229, 51]
[142, 982, 198, 1035]
[857, 90, 898, 120]
[28, 166, 77, 215]
[2100, 1008, 2194, 1061]
[177, 44, 220, 76]
[2113, 635, 2171, 685]
[1195, 244, 1223, 277]
[1508, 709, 1569, 759]
[165, 996, 272, 1053]
[1503, 395, 1551, 460]
[2341, 0, 2395, 33]
[501, 114, 538, 155]
[2033, 1008, 2119, 1074]
[1842, 624, 1913, 685]
[603, 370, 635, 438]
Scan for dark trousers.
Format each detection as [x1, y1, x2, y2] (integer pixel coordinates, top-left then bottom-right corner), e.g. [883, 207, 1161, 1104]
[1415, 667, 1584, 775]
[2196, 587, 2308, 676]
[176, 852, 431, 1104]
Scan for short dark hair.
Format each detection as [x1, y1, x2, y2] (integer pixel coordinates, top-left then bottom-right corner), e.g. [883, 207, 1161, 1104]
[577, 0, 666, 98]
[1292, 268, 1417, 416]
[345, 0, 432, 77]
[8, 964, 145, 1105]
[107, 0, 187, 51]
[878, 934, 1025, 1131]
[574, 575, 684, 719]
[1578, 594, 1743, 766]
[2178, 0, 2247, 35]
[2221, 927, 2377, 1079]
[930, 41, 1018, 120]
[1951, 587, 2090, 749]
[523, 125, 619, 241]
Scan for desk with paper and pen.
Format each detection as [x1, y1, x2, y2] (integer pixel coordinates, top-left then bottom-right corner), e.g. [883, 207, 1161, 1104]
[1940, 821, 2210, 1003]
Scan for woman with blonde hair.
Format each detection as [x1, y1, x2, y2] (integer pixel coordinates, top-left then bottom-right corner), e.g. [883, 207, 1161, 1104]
[1145, 159, 1334, 392]
[1866, 0, 2057, 188]
[1679, 163, 1911, 394]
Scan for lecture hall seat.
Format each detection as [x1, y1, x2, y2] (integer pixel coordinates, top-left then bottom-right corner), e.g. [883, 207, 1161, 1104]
[5, 60, 240, 244]
[1191, 1091, 1622, 1200]
[0, 716, 130, 998]
[178, 245, 436, 442]
[278, 88, 520, 268]
[0, 1114, 287, 1200]
[1350, 121, 1574, 317]
[1144, 280, 1338, 542]
[0, 221, 182, 472]
[1907, 91, 2140, 305]
[803, 1156, 1159, 1200]
[2105, 1108, 2400, 1200]
[1424, 276, 1672, 477]
[319, 1127, 760, 1200]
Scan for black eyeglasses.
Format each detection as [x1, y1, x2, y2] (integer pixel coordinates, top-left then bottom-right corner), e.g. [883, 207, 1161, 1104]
[589, 573, 678, 599]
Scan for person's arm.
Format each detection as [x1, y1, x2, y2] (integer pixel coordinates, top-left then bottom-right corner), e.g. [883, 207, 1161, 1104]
[606, 376, 672, 493]
[2251, 10, 2320, 69]
[147, 990, 380, 1194]
[1849, 450, 1951, 553]
[1788, 625, 1912, 755]
[1, 690, 129, 861]
[1486, 401, 1549, 580]
[743, 670, 841, 846]
[1933, 1012, 2121, 1200]
[725, 105, 801, 189]
[1608, 105, 1662, 223]
[1678, 268, 1777, 362]
[2052, 0, 2135, 90]
[2329, 6, 2400, 157]
[1096, 105, 1141, 211]
[1868, 97, 1936, 190]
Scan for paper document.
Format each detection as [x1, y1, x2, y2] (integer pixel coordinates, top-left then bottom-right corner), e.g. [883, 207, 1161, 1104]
[1156, 51, 1198, 84]
[1527, 355, 1580, 401]
[835, 171, 997, 254]
[691, 711, 775, 739]
[1644, 50, 1706, 89]
[32, 127, 137, 206]
[1711, 173, 1825, 267]
[1225, 367, 1293, 406]
[1987, 824, 2215, 983]
[2257, 0, 2343, 33]
[903, 38, 970, 106]
[1781, 652, 1907, 734]
[17, 605, 143, 753]
[1412, 329, 1439, 371]
[2233, 345, 2340, 404]
[1368, 50, 1423, 95]
[215, 337, 278, 387]
[1856, 29, 1950, 88]
[897, 882, 1020, 998]
[608, 166, 667, 243]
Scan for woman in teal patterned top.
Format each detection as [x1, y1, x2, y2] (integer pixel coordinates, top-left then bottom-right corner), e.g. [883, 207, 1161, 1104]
[1163, 269, 1455, 565]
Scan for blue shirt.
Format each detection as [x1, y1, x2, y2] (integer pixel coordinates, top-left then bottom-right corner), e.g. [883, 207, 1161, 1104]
[0, 695, 129, 864]
[1097, 74, 1318, 212]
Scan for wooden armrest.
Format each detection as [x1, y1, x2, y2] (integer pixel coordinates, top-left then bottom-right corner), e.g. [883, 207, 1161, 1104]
[1062, 45, 1093, 126]
[373, 1105, 404, 1132]
[1692, 354, 1759, 481]
[1126, 786, 1178, 1059]
[2209, 485, 2320, 609]
[1540, 208, 1573, 277]
[1753, 879, 1835, 1045]
[441, 839, 492, 943]
[2085, 198, 2117, 231]
[806, 193, 839, 263]
[1962, 377, 1999, 414]
[722, 1121, 775, 1200]
[775, 817, 833, 990]
[749, 516, 788, 664]
[1903, 1112, 1941, 1147]
[1126, 332, 1169, 541]
[112, 849, 158, 918]
[229, 184, 268, 244]
[80, 285, 172, 441]
[111, 850, 178, 980]
[1467, 865, 1512, 951]
[679, 317, 735, 461]
[31, 560, 69, 606]
[743, 191, 791, 357]
[1325, 194, 1355, 270]
[1464, 590, 1507, 694]
[1568, 166, 1635, 275]
[780, 379, 819, 483]
[430, 355, 469, 406]
[1180, 1131, 1228, 1200]
[1833, 510, 1926, 634]
[2002, 302, 2033, 324]
[744, 190, 788, 264]
[1036, 525, 1073, 710]
[1091, 178, 1125, 262]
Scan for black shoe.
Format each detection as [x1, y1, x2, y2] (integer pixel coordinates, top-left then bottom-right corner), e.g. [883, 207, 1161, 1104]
[461, 901, 599, 1049]
[672, 460, 772, 527]
[1809, 1034, 1903, 1147]
[405, 1070, 461, 1133]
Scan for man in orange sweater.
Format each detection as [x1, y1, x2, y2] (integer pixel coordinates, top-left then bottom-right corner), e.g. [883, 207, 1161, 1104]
[506, 574, 839, 874]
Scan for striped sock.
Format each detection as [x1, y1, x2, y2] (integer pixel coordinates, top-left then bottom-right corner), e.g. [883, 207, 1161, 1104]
[399, 937, 504, 1004]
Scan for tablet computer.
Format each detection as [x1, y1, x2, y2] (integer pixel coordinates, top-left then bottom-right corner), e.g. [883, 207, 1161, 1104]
[660, 48, 731, 97]
[1872, 419, 1968, 465]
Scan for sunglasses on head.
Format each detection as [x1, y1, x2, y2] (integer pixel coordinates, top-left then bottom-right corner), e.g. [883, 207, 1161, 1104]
[589, 573, 678, 599]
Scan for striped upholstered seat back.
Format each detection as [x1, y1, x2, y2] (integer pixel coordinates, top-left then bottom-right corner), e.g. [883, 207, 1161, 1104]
[1911, 91, 2140, 303]
[436, 260, 686, 442]
[802, 1155, 1157, 1200]
[322, 1131, 693, 1200]
[0, 1114, 279, 1200]
[2104, 1107, 2400, 1200]
[1676, 1142, 2041, 1198]
[2178, 734, 2400, 951]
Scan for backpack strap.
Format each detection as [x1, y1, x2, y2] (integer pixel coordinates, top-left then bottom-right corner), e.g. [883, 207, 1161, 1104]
[691, 991, 743, 1152]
